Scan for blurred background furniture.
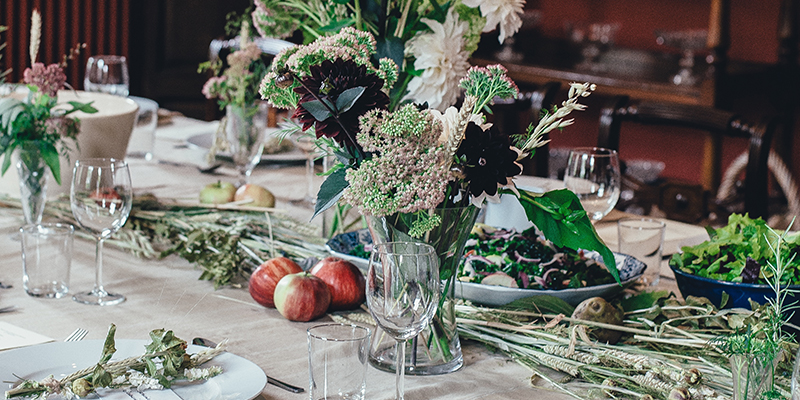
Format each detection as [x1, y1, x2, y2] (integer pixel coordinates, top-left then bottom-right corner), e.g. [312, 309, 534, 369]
[486, 81, 561, 177]
[597, 95, 777, 223]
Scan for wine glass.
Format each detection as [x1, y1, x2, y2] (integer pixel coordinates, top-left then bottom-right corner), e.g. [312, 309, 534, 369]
[83, 55, 130, 96]
[226, 102, 269, 185]
[70, 159, 133, 306]
[655, 29, 708, 86]
[366, 242, 440, 400]
[563, 147, 621, 221]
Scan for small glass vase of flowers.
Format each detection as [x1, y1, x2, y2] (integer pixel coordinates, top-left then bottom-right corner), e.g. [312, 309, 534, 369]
[0, 9, 97, 224]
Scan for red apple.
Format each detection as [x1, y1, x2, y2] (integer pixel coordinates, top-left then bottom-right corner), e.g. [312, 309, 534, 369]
[234, 184, 275, 208]
[274, 272, 331, 322]
[249, 257, 303, 308]
[199, 181, 236, 204]
[310, 257, 366, 311]
[89, 188, 123, 209]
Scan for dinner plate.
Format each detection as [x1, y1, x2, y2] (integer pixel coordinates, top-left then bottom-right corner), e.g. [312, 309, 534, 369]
[326, 229, 646, 306]
[0, 339, 267, 400]
[187, 132, 308, 163]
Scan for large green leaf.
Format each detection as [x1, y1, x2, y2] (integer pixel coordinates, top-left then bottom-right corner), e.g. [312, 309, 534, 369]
[318, 17, 353, 30]
[375, 36, 405, 72]
[67, 101, 98, 114]
[312, 167, 348, 220]
[514, 188, 619, 283]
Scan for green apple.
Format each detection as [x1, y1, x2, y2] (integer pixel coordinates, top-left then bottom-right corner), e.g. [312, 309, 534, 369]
[234, 184, 276, 208]
[199, 181, 236, 204]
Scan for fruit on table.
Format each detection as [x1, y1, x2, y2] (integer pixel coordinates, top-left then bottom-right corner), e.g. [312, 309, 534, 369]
[199, 181, 236, 204]
[249, 257, 303, 308]
[234, 184, 275, 208]
[310, 257, 366, 311]
[571, 296, 624, 344]
[89, 188, 123, 208]
[480, 272, 519, 288]
[274, 272, 331, 322]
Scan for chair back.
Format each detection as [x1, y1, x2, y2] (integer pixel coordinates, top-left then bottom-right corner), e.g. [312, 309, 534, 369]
[209, 36, 294, 60]
[489, 81, 561, 177]
[597, 95, 777, 220]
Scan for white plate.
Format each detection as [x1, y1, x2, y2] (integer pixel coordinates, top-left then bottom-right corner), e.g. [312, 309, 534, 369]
[187, 132, 308, 163]
[0, 339, 267, 400]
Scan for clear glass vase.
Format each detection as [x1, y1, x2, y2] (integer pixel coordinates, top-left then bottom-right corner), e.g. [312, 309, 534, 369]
[225, 103, 267, 185]
[15, 144, 48, 225]
[366, 206, 479, 375]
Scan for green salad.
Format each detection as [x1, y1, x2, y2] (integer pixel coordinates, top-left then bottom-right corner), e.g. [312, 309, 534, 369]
[457, 224, 617, 290]
[669, 214, 800, 285]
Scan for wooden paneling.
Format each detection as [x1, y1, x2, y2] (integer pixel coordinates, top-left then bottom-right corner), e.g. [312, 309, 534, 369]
[0, 0, 129, 89]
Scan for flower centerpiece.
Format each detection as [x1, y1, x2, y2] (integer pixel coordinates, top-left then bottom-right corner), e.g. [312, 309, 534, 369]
[0, 9, 96, 224]
[199, 12, 273, 184]
[257, 24, 615, 375]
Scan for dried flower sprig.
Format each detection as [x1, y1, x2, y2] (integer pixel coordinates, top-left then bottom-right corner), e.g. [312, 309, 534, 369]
[516, 82, 596, 154]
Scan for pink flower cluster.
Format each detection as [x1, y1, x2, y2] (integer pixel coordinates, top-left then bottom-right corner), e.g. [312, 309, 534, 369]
[23, 62, 67, 97]
[202, 76, 228, 101]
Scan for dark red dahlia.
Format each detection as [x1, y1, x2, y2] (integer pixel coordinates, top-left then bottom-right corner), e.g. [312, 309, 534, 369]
[292, 58, 389, 148]
[456, 122, 522, 199]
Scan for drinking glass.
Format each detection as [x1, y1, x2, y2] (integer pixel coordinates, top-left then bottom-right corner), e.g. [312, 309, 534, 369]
[564, 147, 621, 221]
[291, 134, 317, 207]
[366, 242, 440, 400]
[225, 102, 269, 185]
[83, 55, 130, 96]
[70, 159, 133, 306]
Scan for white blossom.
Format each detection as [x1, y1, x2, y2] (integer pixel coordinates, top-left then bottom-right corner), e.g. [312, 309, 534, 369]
[127, 370, 164, 391]
[462, 0, 525, 44]
[184, 366, 223, 381]
[403, 9, 471, 111]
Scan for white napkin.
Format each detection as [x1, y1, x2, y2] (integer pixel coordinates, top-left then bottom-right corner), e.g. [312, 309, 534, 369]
[0, 322, 54, 351]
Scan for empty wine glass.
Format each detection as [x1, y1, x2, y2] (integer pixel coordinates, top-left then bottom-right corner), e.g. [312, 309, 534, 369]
[655, 29, 708, 86]
[366, 242, 440, 400]
[225, 102, 269, 185]
[84, 55, 130, 96]
[564, 147, 621, 221]
[70, 159, 133, 306]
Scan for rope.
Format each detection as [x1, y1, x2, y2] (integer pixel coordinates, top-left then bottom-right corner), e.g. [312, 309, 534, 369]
[716, 150, 800, 228]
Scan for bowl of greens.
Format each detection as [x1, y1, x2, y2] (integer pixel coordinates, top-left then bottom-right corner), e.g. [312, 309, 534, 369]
[668, 214, 800, 312]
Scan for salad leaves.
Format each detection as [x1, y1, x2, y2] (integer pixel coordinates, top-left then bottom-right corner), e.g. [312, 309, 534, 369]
[669, 214, 800, 284]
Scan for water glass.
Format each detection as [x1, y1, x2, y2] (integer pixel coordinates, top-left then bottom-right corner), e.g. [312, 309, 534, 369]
[84, 55, 129, 96]
[617, 218, 666, 286]
[307, 323, 371, 400]
[564, 147, 621, 221]
[127, 96, 159, 161]
[20, 223, 74, 298]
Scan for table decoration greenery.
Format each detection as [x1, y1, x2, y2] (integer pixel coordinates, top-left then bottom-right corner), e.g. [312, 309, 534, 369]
[5, 324, 226, 399]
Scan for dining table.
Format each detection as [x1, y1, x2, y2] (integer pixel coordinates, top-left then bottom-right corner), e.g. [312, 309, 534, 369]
[0, 115, 711, 400]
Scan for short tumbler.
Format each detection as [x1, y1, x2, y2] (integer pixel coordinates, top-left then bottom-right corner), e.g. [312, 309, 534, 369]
[617, 218, 666, 286]
[307, 323, 371, 400]
[20, 223, 74, 298]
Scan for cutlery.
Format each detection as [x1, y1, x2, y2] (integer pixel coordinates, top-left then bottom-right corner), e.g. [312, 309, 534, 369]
[0, 305, 17, 313]
[192, 337, 304, 394]
[64, 328, 88, 342]
[0, 281, 12, 289]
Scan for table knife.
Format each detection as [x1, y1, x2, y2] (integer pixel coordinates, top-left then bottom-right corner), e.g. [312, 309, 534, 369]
[191, 337, 305, 394]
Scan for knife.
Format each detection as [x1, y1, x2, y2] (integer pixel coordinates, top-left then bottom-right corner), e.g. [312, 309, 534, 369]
[191, 337, 305, 394]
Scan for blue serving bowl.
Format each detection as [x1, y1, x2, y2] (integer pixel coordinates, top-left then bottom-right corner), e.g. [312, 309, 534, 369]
[669, 264, 800, 326]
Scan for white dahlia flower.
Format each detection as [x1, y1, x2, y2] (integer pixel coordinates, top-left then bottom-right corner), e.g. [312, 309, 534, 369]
[403, 9, 471, 111]
[462, 0, 525, 44]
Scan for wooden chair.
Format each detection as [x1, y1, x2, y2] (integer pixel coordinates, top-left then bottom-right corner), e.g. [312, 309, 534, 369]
[488, 81, 561, 177]
[597, 95, 778, 221]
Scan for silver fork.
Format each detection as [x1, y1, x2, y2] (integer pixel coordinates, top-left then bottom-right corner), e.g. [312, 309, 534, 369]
[64, 328, 88, 342]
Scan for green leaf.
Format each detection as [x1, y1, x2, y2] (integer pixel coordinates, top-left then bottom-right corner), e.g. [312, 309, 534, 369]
[512, 188, 619, 283]
[501, 294, 576, 316]
[39, 141, 62, 185]
[312, 168, 348, 220]
[335, 87, 365, 114]
[720, 291, 730, 309]
[1, 145, 13, 177]
[300, 99, 333, 122]
[318, 17, 353, 31]
[375, 36, 405, 72]
[67, 101, 98, 114]
[99, 324, 118, 365]
[619, 290, 670, 312]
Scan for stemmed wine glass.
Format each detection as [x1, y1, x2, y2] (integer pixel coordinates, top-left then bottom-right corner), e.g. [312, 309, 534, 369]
[70, 159, 133, 306]
[84, 55, 130, 96]
[563, 147, 621, 221]
[366, 242, 440, 400]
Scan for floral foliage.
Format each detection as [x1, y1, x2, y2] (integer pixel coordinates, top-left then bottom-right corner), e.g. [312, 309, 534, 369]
[251, 0, 524, 110]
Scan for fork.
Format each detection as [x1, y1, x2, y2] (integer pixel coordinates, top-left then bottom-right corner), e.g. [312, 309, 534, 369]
[64, 328, 88, 342]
